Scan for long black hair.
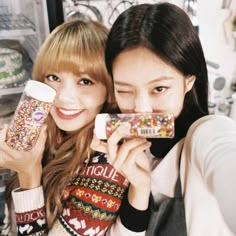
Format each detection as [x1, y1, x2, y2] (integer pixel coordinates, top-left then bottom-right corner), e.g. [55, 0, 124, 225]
[105, 2, 209, 157]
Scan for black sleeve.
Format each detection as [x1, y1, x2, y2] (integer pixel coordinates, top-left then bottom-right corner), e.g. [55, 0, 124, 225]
[119, 191, 151, 232]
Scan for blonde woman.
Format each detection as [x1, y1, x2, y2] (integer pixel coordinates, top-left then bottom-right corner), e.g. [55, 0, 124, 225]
[0, 20, 132, 235]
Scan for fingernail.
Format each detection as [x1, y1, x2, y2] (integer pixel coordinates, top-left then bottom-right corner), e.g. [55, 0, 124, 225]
[120, 123, 131, 133]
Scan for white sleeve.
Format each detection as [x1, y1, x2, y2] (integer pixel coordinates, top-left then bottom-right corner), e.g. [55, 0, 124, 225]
[12, 186, 44, 213]
[106, 217, 145, 236]
[186, 115, 236, 233]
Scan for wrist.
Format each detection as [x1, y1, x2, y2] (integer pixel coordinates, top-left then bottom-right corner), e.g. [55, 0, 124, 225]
[18, 168, 42, 189]
[128, 184, 151, 210]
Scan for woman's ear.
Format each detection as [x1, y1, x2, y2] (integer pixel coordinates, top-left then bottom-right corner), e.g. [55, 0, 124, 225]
[185, 75, 196, 93]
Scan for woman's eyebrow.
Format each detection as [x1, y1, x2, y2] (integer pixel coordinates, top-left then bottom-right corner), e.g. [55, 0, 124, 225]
[114, 77, 174, 86]
[114, 81, 132, 86]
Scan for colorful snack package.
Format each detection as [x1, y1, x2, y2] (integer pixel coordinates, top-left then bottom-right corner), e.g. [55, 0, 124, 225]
[95, 113, 175, 139]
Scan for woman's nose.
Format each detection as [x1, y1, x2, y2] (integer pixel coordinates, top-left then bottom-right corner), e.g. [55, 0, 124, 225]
[57, 85, 77, 103]
[134, 94, 153, 113]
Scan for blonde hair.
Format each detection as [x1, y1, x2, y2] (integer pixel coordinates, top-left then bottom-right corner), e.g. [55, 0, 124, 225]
[5, 20, 116, 228]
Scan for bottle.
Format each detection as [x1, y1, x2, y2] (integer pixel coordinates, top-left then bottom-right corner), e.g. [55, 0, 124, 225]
[208, 101, 216, 114]
[95, 113, 175, 139]
[5, 80, 56, 151]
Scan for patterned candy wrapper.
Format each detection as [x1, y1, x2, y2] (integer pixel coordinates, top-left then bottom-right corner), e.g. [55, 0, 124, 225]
[95, 113, 175, 139]
[5, 81, 56, 151]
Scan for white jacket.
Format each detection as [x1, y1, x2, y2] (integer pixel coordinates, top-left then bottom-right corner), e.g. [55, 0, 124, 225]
[107, 115, 236, 236]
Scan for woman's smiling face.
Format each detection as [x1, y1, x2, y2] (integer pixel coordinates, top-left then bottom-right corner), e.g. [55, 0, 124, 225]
[112, 47, 195, 117]
[44, 70, 106, 132]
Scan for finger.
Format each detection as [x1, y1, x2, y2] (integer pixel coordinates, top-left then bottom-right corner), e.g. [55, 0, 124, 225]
[0, 124, 8, 143]
[34, 124, 48, 153]
[90, 132, 108, 153]
[107, 124, 131, 161]
[0, 150, 6, 165]
[107, 123, 131, 146]
[136, 151, 150, 171]
[0, 149, 14, 168]
[0, 133, 19, 160]
[127, 142, 151, 167]
[112, 138, 149, 170]
[0, 125, 20, 158]
[0, 124, 19, 163]
[120, 143, 151, 185]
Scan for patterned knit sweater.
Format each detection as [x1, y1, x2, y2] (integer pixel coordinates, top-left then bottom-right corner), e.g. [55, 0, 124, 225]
[11, 153, 129, 236]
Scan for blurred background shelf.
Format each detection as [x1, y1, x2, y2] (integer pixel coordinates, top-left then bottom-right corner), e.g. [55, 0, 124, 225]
[0, 14, 35, 37]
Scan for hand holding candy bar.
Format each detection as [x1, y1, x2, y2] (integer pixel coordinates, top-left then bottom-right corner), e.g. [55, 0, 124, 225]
[91, 123, 152, 210]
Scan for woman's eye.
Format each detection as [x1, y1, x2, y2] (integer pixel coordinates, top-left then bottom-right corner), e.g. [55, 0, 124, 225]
[46, 74, 60, 82]
[116, 90, 132, 94]
[79, 78, 94, 85]
[154, 86, 167, 93]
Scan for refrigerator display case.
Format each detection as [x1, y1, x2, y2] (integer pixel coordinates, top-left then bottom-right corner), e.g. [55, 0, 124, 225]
[0, 0, 52, 231]
[0, 0, 54, 129]
[0, 0, 50, 96]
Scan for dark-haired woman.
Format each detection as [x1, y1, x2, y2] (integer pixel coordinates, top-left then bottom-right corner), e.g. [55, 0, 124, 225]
[92, 3, 236, 235]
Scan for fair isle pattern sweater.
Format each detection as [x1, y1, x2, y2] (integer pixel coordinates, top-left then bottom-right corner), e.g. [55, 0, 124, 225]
[12, 153, 129, 236]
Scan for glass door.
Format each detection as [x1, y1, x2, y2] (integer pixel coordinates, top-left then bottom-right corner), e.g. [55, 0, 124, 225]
[0, 0, 50, 128]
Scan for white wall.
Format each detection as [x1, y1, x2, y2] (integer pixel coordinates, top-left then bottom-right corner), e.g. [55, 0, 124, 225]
[166, 0, 236, 97]
[197, 0, 236, 97]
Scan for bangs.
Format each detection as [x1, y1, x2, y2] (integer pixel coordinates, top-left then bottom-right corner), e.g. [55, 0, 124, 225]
[34, 20, 109, 85]
[41, 45, 106, 83]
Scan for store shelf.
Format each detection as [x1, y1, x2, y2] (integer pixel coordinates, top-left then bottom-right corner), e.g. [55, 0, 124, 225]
[0, 28, 35, 37]
[0, 77, 29, 97]
[0, 84, 26, 96]
[0, 14, 35, 37]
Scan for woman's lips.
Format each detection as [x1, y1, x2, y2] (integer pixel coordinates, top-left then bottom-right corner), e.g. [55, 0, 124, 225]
[55, 107, 84, 120]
